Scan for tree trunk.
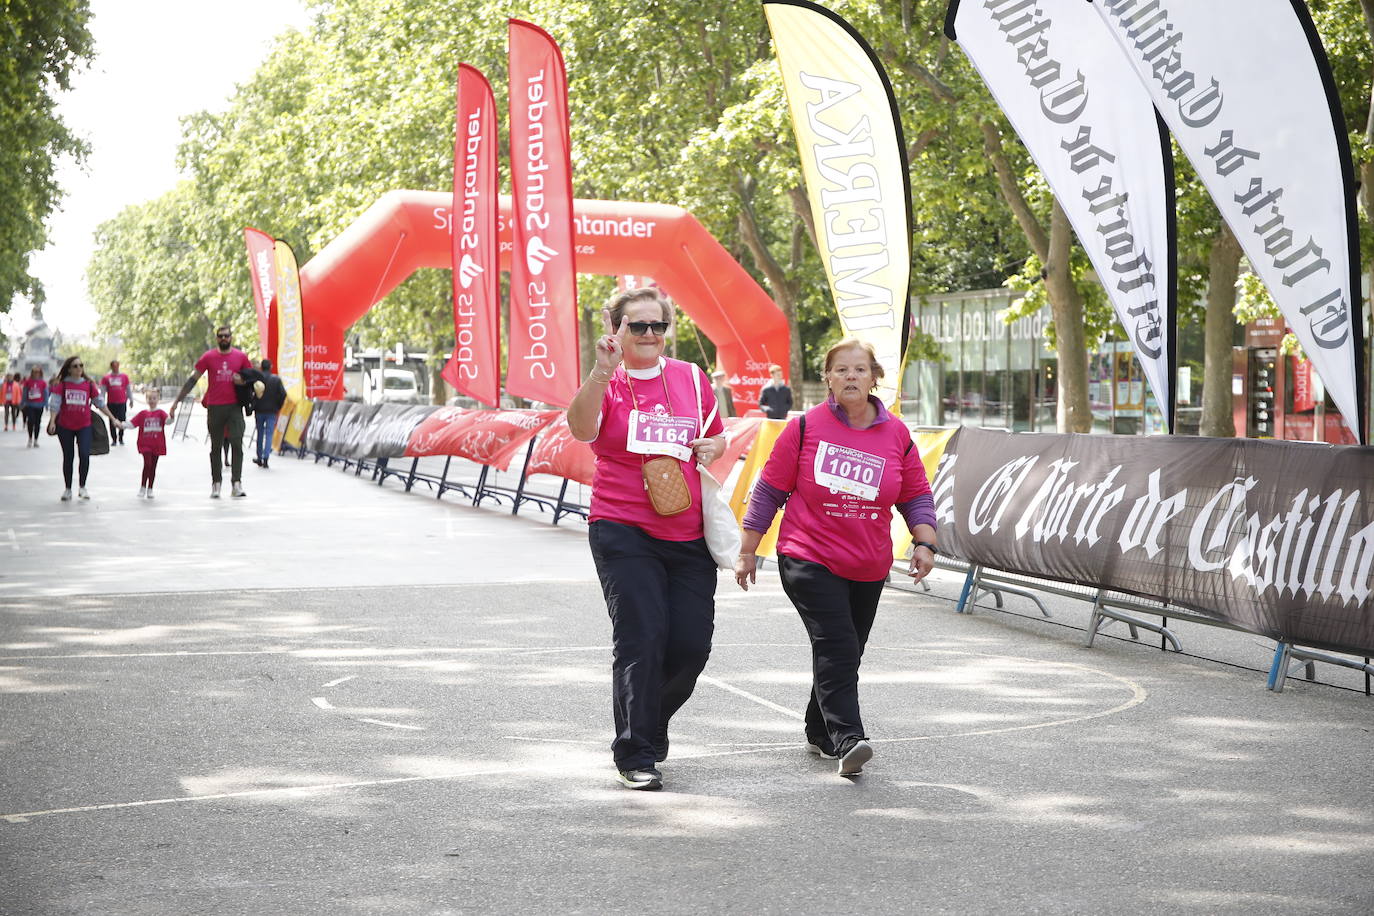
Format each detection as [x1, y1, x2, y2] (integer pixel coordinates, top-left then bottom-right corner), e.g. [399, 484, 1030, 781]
[1044, 201, 1091, 433]
[1200, 222, 1243, 437]
[737, 185, 802, 396]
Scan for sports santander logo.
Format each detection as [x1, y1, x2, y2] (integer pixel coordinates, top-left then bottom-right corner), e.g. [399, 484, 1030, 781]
[457, 254, 484, 289]
[525, 237, 559, 276]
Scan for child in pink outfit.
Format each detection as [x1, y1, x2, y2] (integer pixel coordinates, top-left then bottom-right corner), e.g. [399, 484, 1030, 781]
[128, 389, 169, 498]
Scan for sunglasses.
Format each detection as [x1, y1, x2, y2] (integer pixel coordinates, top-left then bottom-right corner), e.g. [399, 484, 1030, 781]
[627, 321, 670, 337]
[216, 333, 232, 338]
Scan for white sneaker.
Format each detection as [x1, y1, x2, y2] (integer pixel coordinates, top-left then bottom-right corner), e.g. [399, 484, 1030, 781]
[231, 482, 246, 498]
[78, 486, 90, 500]
[138, 486, 147, 498]
[145, 490, 155, 499]
[60, 488, 72, 501]
[211, 482, 221, 498]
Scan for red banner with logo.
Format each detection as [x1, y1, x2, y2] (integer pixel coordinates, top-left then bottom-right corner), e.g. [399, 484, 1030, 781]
[526, 414, 596, 486]
[1292, 357, 1315, 413]
[405, 407, 481, 457]
[442, 64, 502, 407]
[243, 227, 278, 361]
[403, 407, 560, 471]
[506, 19, 579, 407]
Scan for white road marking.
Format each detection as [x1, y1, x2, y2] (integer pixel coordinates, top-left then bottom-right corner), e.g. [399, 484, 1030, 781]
[698, 674, 804, 720]
[504, 736, 603, 745]
[5, 529, 17, 550]
[357, 718, 424, 731]
[0, 643, 1147, 824]
[322, 675, 356, 688]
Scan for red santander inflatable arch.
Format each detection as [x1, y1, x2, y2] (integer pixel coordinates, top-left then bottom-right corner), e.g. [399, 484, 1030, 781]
[297, 190, 790, 410]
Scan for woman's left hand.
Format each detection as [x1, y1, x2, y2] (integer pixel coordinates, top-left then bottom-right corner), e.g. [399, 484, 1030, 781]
[908, 544, 935, 582]
[688, 436, 722, 465]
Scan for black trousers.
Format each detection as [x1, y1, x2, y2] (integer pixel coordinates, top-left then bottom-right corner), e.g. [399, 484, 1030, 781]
[778, 554, 886, 753]
[23, 405, 43, 441]
[589, 519, 717, 771]
[56, 425, 93, 488]
[107, 401, 127, 443]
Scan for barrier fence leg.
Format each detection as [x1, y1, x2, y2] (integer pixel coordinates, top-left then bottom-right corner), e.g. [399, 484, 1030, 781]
[1267, 642, 1292, 692]
[437, 456, 452, 499]
[405, 457, 420, 492]
[552, 478, 571, 525]
[955, 565, 981, 614]
[511, 439, 537, 516]
[472, 466, 489, 506]
[374, 456, 387, 483]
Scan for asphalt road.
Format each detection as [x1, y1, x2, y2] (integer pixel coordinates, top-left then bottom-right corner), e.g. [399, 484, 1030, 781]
[2, 425, 1372, 915]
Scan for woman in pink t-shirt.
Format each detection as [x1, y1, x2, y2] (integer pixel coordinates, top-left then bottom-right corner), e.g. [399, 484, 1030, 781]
[736, 340, 937, 778]
[2, 373, 21, 430]
[45, 355, 127, 501]
[21, 366, 48, 446]
[567, 288, 726, 791]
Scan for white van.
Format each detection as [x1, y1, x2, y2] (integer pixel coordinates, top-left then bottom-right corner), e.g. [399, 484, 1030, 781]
[368, 368, 420, 404]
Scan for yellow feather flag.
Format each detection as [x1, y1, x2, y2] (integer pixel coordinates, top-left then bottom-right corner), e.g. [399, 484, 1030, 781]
[764, 0, 912, 407]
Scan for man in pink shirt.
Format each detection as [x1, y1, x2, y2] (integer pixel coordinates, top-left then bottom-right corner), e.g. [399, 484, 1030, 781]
[169, 325, 252, 498]
[100, 360, 132, 445]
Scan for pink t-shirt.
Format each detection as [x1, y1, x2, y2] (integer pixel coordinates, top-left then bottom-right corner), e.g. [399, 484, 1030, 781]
[760, 401, 931, 581]
[51, 380, 100, 430]
[22, 378, 47, 407]
[194, 348, 252, 406]
[589, 358, 725, 541]
[130, 409, 168, 455]
[101, 372, 131, 404]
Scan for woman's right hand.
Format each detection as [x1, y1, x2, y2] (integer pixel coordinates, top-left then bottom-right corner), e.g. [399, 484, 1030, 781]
[45, 420, 56, 436]
[734, 554, 757, 591]
[594, 315, 627, 374]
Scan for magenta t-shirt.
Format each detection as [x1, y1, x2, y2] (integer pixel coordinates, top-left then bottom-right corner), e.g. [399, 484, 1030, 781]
[51, 380, 99, 430]
[194, 348, 251, 406]
[130, 409, 168, 455]
[760, 401, 931, 581]
[588, 358, 724, 541]
[22, 378, 47, 407]
[101, 372, 131, 404]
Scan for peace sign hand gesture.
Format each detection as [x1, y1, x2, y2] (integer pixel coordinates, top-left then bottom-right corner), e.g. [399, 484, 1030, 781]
[593, 313, 628, 376]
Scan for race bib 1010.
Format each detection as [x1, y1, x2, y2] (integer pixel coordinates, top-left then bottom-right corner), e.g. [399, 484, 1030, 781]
[813, 440, 884, 502]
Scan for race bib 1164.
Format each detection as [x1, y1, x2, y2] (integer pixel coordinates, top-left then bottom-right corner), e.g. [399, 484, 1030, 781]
[626, 409, 696, 462]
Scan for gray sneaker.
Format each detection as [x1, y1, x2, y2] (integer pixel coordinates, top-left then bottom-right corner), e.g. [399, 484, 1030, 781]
[211, 482, 221, 498]
[838, 739, 873, 777]
[231, 482, 246, 498]
[616, 767, 663, 790]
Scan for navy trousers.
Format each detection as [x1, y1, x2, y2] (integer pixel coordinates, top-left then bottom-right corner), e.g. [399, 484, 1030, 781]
[778, 553, 886, 754]
[589, 519, 717, 771]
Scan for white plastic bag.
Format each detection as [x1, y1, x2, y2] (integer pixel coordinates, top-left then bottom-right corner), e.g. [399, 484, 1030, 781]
[692, 365, 742, 570]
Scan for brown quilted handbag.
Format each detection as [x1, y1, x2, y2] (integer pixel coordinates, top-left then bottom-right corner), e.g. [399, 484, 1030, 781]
[642, 455, 692, 516]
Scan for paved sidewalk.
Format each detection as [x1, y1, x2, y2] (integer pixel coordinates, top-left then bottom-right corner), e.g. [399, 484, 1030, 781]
[2, 427, 1372, 915]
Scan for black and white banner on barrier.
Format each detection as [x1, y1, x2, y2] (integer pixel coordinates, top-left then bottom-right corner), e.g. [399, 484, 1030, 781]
[947, 0, 1176, 429]
[1091, 0, 1367, 443]
[301, 401, 439, 461]
[934, 428, 1374, 656]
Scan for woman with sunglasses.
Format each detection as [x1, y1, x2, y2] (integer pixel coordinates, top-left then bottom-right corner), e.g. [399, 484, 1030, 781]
[735, 339, 936, 778]
[567, 288, 726, 791]
[46, 355, 127, 501]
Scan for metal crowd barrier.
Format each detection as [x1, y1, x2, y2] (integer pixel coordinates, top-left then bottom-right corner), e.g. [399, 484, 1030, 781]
[927, 558, 1372, 696]
[282, 436, 590, 526]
